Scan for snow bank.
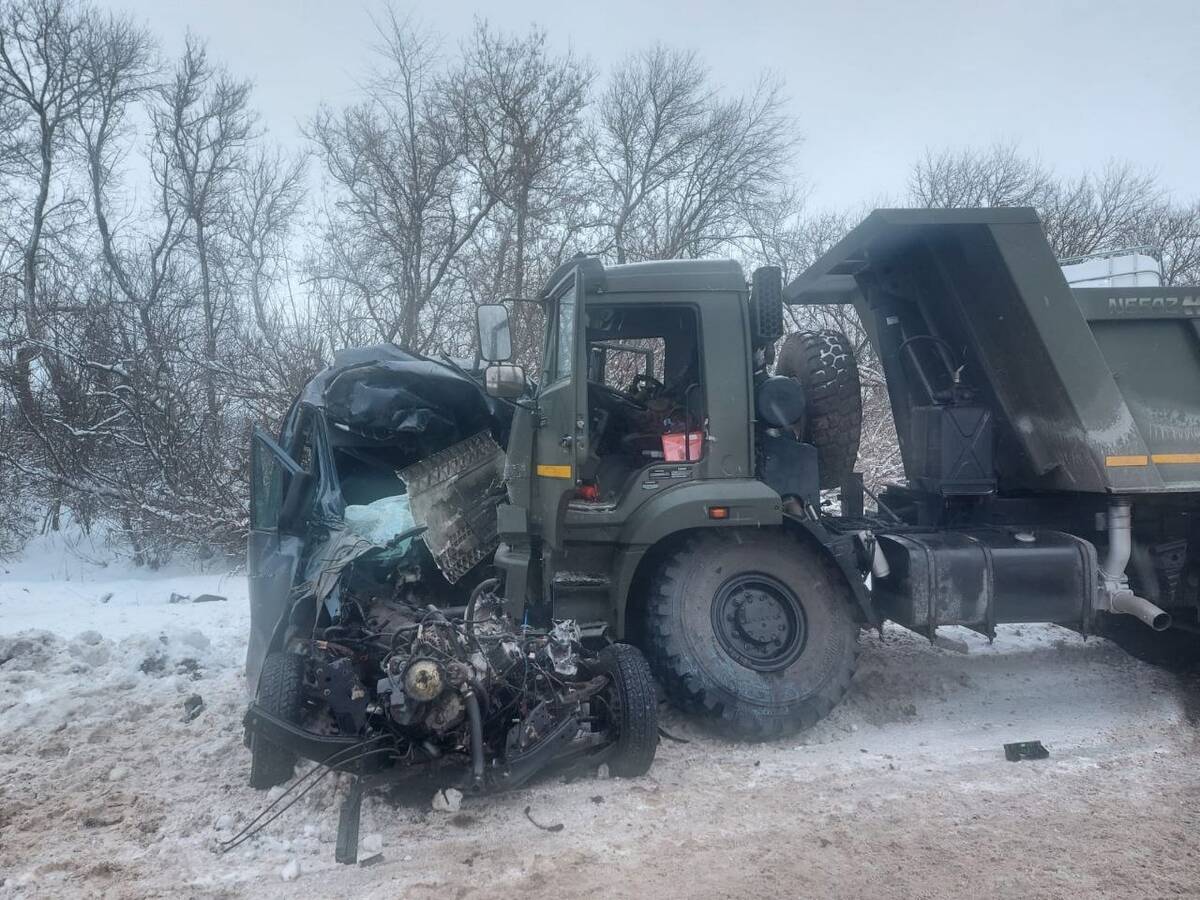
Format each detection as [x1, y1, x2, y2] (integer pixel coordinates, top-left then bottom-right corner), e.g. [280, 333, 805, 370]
[0, 525, 246, 639]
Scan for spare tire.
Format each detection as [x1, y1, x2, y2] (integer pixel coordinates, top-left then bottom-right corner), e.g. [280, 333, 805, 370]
[776, 330, 862, 488]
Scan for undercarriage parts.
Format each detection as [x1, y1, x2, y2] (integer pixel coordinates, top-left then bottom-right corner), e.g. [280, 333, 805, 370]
[245, 558, 658, 862]
[1108, 590, 1171, 631]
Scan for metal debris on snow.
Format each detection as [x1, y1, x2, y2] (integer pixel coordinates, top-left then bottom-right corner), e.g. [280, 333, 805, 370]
[1003, 740, 1050, 762]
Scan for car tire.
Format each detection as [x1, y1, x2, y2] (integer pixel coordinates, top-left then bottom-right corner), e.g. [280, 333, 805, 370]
[645, 529, 860, 740]
[594, 643, 659, 777]
[249, 651, 305, 789]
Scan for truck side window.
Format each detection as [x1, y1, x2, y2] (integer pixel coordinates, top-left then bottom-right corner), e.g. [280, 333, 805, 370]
[553, 286, 576, 382]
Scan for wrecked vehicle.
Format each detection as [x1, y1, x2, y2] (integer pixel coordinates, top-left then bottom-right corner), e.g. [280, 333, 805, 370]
[247, 208, 1200, 847]
[243, 346, 657, 861]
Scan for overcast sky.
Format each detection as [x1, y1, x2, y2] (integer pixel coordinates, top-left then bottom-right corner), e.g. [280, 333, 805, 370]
[105, 0, 1200, 211]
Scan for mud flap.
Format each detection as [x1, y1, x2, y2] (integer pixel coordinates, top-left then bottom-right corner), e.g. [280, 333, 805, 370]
[785, 514, 880, 627]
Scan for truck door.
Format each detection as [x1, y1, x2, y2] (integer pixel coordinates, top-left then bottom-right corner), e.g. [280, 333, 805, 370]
[533, 266, 587, 549]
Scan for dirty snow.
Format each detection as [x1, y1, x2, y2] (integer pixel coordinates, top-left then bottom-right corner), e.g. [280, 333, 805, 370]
[1, 534, 1198, 898]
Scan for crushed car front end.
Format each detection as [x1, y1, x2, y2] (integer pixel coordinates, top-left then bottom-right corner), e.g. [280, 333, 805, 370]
[241, 345, 657, 860]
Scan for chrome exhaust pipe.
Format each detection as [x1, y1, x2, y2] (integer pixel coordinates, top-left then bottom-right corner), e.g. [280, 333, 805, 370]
[1109, 590, 1172, 631]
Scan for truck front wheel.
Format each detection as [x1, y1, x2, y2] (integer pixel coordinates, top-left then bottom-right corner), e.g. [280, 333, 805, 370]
[645, 530, 859, 740]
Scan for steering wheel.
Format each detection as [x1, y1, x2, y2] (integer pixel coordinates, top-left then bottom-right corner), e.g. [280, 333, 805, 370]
[628, 372, 665, 403]
[589, 380, 647, 411]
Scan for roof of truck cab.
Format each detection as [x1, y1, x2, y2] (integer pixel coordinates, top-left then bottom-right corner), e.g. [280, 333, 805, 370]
[598, 258, 747, 296]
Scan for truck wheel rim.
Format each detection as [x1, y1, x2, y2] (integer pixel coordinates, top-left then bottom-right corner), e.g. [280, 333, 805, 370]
[711, 573, 807, 672]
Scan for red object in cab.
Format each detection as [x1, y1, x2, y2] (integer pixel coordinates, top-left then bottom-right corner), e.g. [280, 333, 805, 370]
[661, 431, 702, 462]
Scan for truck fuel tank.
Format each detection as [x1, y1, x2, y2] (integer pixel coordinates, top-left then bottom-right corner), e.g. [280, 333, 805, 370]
[871, 528, 1099, 636]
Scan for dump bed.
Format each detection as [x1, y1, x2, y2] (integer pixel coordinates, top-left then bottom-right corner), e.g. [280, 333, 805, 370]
[786, 208, 1200, 494]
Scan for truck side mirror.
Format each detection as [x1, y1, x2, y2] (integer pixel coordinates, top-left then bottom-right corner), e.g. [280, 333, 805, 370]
[477, 303, 512, 362]
[485, 363, 527, 399]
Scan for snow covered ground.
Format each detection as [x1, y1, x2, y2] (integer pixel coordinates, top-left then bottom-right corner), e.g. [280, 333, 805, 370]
[1, 535, 1198, 898]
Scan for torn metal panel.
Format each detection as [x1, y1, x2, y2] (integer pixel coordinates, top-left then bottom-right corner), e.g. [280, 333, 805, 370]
[401, 431, 507, 583]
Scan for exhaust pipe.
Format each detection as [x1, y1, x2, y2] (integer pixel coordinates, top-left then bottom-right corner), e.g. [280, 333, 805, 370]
[1099, 499, 1172, 631]
[871, 540, 891, 580]
[1100, 498, 1133, 584]
[1109, 590, 1172, 631]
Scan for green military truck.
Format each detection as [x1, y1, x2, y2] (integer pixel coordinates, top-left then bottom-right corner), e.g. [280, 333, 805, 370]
[473, 205, 1200, 736]
[244, 208, 1199, 838]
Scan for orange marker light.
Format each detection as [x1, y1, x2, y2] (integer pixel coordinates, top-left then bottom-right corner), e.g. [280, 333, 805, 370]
[707, 506, 730, 520]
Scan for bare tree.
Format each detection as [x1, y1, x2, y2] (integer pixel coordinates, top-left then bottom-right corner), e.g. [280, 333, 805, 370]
[591, 46, 708, 264]
[0, 0, 162, 535]
[154, 37, 255, 417]
[309, 12, 501, 351]
[0, 5, 317, 558]
[75, 8, 154, 287]
[909, 142, 1054, 209]
[448, 20, 591, 298]
[592, 46, 797, 264]
[226, 147, 321, 421]
[1142, 201, 1200, 286]
[0, 0, 96, 426]
[908, 143, 1169, 260]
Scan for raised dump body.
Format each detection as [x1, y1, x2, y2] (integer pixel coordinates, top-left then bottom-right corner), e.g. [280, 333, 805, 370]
[785, 208, 1200, 495]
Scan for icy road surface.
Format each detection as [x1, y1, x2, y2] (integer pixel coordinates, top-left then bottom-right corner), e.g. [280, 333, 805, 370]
[1, 537, 1197, 898]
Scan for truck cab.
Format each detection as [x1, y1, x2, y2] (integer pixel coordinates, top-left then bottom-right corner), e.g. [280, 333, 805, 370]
[482, 257, 798, 637]
[474, 254, 874, 740]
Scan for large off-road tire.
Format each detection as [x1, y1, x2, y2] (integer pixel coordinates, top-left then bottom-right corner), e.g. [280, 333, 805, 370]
[594, 643, 659, 777]
[776, 329, 862, 489]
[645, 530, 860, 740]
[249, 651, 305, 789]
[750, 266, 784, 345]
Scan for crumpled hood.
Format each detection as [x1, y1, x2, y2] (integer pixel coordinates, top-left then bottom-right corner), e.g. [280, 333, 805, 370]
[296, 344, 510, 446]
